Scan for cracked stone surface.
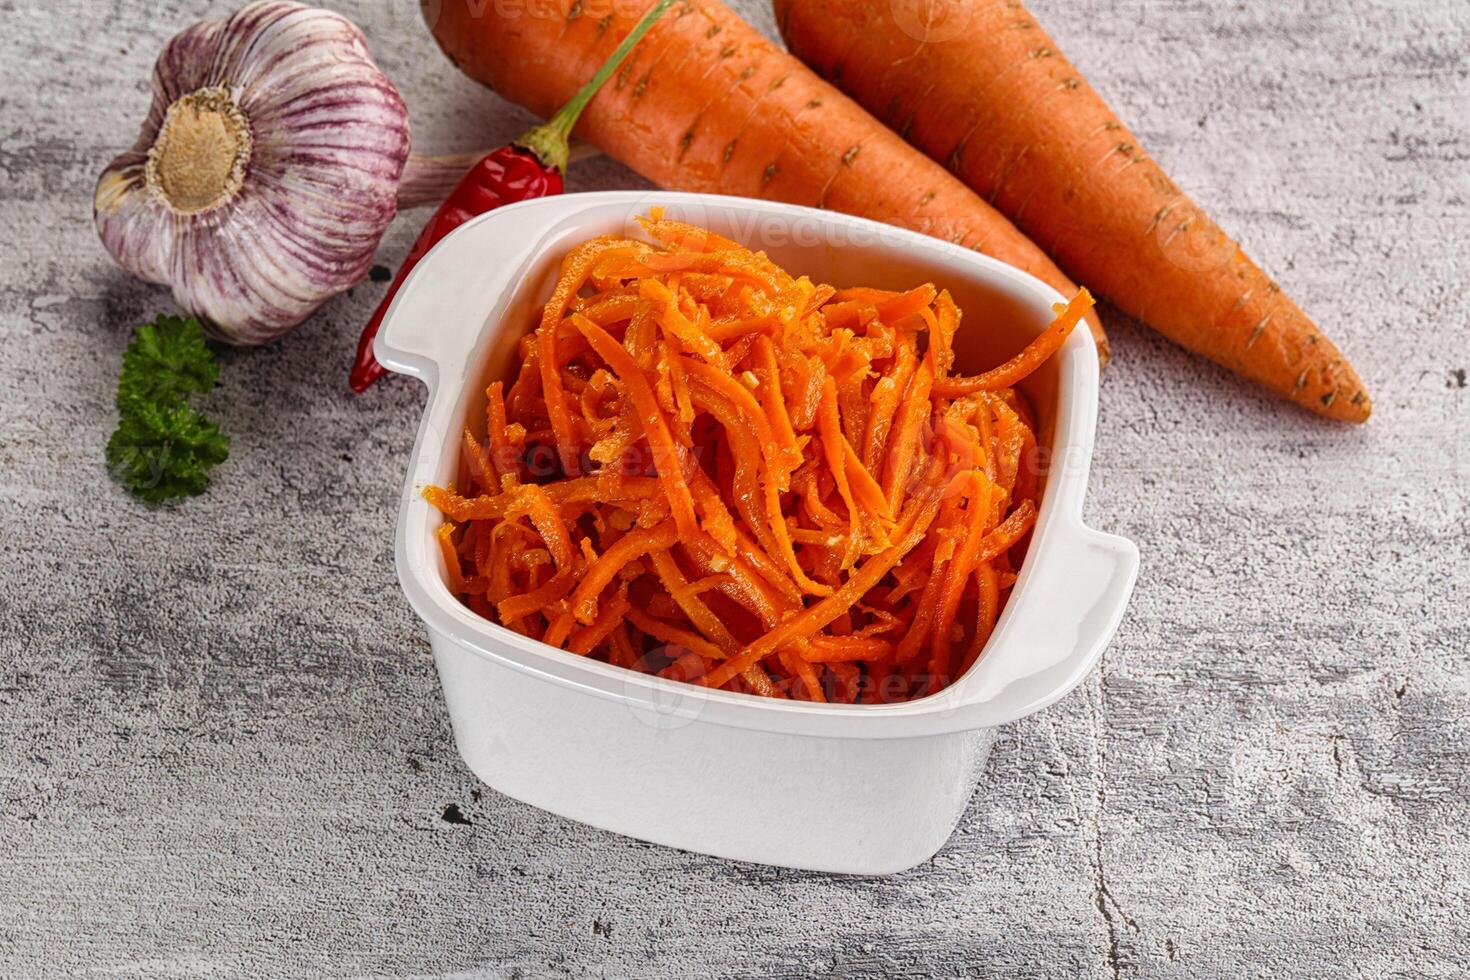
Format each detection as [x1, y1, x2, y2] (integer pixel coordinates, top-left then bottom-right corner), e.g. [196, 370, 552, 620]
[2, 1, 1468, 977]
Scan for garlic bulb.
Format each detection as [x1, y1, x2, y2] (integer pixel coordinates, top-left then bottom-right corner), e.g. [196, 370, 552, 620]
[94, 1, 475, 346]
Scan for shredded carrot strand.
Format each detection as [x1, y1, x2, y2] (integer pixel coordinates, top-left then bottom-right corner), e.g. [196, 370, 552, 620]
[570, 314, 700, 543]
[927, 472, 996, 681]
[461, 428, 493, 495]
[484, 382, 515, 484]
[507, 483, 575, 571]
[781, 649, 827, 702]
[702, 497, 941, 690]
[626, 606, 727, 662]
[538, 240, 638, 471]
[933, 289, 1095, 396]
[568, 521, 678, 625]
[804, 635, 895, 662]
[568, 590, 630, 655]
[436, 523, 465, 595]
[881, 358, 935, 514]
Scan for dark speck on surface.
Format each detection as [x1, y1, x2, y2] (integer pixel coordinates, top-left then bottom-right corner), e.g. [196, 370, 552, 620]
[1449, 368, 1466, 389]
[369, 265, 392, 283]
[440, 803, 472, 826]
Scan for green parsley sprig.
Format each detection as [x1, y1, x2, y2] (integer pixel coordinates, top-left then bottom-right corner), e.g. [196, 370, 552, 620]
[107, 315, 229, 503]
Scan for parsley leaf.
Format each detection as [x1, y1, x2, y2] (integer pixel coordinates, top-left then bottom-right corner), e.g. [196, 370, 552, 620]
[116, 314, 218, 406]
[108, 315, 229, 503]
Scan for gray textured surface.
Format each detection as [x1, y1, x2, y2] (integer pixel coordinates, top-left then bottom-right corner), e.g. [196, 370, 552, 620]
[2, 0, 1468, 977]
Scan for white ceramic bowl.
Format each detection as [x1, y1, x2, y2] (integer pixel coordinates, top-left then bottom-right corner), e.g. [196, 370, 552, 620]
[376, 192, 1138, 874]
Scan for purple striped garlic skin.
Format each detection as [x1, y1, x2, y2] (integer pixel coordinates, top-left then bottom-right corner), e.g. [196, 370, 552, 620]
[94, 1, 411, 345]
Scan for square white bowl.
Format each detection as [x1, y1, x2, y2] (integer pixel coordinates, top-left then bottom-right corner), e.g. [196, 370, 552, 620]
[376, 192, 1138, 874]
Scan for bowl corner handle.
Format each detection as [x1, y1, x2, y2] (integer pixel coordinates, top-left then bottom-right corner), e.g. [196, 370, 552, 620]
[946, 519, 1139, 728]
[374, 220, 534, 389]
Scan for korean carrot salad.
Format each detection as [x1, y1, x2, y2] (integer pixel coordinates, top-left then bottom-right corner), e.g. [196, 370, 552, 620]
[426, 213, 1093, 703]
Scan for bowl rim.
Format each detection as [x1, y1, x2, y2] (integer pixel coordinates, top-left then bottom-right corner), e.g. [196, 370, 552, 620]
[377, 191, 1138, 740]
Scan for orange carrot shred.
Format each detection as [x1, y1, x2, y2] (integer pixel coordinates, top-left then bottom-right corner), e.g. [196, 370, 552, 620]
[933, 289, 1095, 396]
[570, 314, 700, 544]
[569, 521, 678, 625]
[437, 523, 465, 595]
[702, 496, 941, 690]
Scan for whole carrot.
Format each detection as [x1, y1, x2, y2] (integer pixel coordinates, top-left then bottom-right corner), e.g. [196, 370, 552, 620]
[421, 0, 1110, 362]
[774, 0, 1369, 421]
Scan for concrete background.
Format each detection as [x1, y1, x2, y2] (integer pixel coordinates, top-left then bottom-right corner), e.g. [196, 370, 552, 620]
[2, 0, 1467, 976]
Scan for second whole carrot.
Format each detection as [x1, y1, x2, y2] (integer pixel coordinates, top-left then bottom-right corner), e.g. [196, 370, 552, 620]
[774, 0, 1370, 422]
[420, 0, 1110, 362]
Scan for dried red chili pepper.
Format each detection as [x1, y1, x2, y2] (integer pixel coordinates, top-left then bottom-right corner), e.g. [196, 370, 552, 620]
[349, 0, 674, 393]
